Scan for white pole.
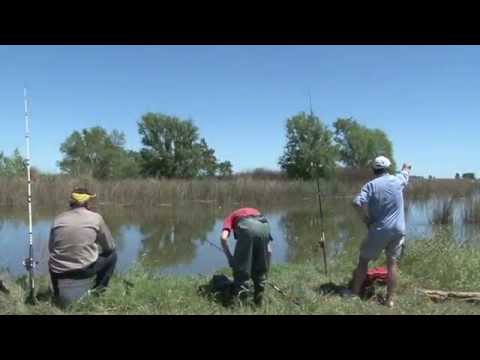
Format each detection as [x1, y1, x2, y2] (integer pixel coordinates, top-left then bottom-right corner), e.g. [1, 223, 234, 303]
[24, 87, 35, 300]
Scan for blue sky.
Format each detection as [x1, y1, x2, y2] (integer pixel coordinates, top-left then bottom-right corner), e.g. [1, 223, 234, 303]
[0, 45, 478, 178]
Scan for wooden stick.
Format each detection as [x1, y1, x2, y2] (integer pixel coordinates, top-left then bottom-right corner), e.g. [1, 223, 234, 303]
[417, 288, 480, 302]
[0, 279, 10, 295]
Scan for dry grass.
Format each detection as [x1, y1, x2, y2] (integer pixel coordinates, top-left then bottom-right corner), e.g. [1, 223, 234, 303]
[407, 179, 478, 200]
[0, 175, 361, 209]
[2, 174, 476, 210]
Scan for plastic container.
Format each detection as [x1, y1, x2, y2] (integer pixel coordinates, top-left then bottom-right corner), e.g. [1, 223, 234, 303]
[57, 277, 95, 307]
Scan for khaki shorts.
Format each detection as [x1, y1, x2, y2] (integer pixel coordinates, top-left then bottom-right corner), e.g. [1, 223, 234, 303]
[359, 230, 405, 261]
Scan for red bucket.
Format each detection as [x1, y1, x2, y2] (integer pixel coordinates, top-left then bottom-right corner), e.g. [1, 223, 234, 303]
[364, 267, 389, 288]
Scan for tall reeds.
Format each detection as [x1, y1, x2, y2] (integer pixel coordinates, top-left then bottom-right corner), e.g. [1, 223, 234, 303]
[430, 197, 455, 225]
[1, 174, 476, 210]
[0, 175, 335, 209]
[463, 198, 480, 224]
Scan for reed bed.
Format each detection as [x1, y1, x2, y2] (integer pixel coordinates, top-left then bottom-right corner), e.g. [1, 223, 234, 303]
[0, 175, 477, 210]
[0, 175, 361, 209]
[430, 197, 455, 225]
[463, 199, 480, 224]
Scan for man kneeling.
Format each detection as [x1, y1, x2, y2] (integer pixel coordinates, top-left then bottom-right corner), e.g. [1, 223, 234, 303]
[49, 188, 117, 305]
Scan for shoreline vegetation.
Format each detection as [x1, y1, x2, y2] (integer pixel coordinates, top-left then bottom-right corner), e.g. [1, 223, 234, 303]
[1, 230, 480, 315]
[0, 174, 478, 209]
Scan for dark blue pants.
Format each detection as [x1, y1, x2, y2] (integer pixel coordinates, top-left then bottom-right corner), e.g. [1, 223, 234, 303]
[50, 251, 117, 297]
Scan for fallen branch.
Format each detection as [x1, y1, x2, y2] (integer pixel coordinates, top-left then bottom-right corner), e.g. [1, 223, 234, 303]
[0, 279, 10, 295]
[417, 288, 480, 303]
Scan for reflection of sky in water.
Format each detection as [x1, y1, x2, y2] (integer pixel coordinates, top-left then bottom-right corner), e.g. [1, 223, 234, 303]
[1, 199, 480, 277]
[0, 220, 51, 276]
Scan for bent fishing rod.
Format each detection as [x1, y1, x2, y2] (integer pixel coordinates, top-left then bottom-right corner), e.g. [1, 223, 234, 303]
[23, 87, 37, 304]
[312, 162, 328, 278]
[205, 239, 302, 307]
[307, 98, 328, 278]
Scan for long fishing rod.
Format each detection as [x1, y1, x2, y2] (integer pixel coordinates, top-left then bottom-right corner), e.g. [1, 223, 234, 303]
[308, 94, 328, 277]
[205, 238, 301, 307]
[315, 167, 328, 277]
[23, 87, 37, 304]
[205, 239, 223, 252]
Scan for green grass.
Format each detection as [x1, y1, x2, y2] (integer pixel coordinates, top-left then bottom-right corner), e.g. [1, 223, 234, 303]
[2, 231, 480, 315]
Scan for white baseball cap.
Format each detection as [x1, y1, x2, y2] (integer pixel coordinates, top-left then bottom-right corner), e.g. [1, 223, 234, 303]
[372, 156, 391, 170]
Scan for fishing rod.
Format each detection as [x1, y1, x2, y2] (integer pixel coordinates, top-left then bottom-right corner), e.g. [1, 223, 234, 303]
[205, 238, 301, 307]
[205, 239, 224, 252]
[266, 282, 302, 307]
[315, 165, 328, 277]
[307, 95, 328, 278]
[23, 87, 37, 304]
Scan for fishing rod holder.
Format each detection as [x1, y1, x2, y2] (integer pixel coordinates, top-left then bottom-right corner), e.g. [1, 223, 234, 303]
[23, 257, 38, 271]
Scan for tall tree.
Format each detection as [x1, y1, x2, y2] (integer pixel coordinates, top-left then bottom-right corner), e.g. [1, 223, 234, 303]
[279, 112, 338, 180]
[197, 138, 218, 177]
[333, 117, 396, 171]
[217, 161, 233, 178]
[59, 127, 137, 179]
[0, 149, 26, 177]
[138, 113, 225, 178]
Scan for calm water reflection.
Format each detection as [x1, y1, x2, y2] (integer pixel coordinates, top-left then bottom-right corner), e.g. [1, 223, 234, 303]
[1, 197, 479, 277]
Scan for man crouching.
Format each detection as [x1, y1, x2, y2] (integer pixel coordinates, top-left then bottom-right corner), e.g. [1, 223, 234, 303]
[220, 207, 273, 306]
[49, 188, 117, 303]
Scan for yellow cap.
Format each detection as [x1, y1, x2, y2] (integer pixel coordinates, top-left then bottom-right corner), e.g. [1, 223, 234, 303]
[71, 192, 96, 204]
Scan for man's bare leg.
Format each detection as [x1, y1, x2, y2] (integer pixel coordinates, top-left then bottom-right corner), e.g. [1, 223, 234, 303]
[352, 257, 369, 296]
[386, 256, 398, 307]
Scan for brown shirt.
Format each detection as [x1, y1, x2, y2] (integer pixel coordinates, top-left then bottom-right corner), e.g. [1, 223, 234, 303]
[49, 207, 116, 274]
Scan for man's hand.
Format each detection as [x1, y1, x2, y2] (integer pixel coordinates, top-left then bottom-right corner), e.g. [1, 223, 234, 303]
[402, 163, 412, 173]
[354, 202, 370, 228]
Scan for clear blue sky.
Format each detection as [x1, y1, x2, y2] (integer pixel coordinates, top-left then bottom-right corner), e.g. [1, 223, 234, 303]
[0, 45, 478, 178]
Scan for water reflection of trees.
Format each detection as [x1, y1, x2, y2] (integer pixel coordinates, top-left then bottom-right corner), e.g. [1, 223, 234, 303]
[280, 199, 366, 263]
[100, 205, 217, 269]
[138, 206, 216, 268]
[0, 204, 218, 272]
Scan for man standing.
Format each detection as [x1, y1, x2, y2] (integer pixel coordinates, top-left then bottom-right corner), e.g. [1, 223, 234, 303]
[349, 157, 412, 307]
[49, 188, 117, 300]
[220, 207, 273, 306]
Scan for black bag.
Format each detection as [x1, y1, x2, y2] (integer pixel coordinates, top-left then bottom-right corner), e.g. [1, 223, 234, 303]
[198, 274, 235, 306]
[210, 274, 234, 293]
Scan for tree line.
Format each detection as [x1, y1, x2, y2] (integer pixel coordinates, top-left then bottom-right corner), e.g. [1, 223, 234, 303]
[278, 112, 395, 180]
[0, 111, 398, 180]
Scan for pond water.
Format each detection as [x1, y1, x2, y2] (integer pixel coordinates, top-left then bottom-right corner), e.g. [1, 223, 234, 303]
[1, 196, 479, 277]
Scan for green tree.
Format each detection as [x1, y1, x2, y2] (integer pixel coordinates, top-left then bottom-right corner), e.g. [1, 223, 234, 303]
[197, 138, 218, 177]
[217, 161, 233, 177]
[279, 112, 338, 180]
[59, 127, 138, 179]
[333, 118, 396, 171]
[138, 113, 224, 178]
[0, 149, 26, 177]
[462, 173, 476, 180]
[111, 150, 142, 179]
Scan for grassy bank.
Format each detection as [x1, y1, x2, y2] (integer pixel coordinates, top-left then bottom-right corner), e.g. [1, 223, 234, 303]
[2, 230, 480, 315]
